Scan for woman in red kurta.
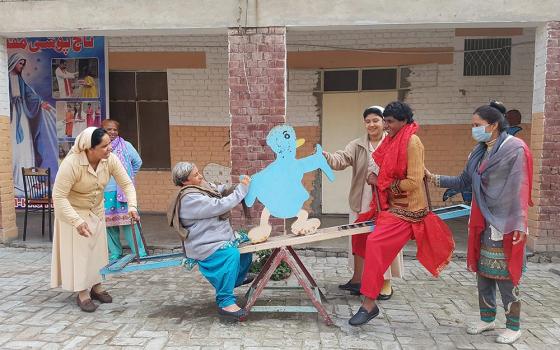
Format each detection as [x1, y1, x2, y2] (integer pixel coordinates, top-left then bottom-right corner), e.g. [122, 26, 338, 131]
[349, 101, 455, 326]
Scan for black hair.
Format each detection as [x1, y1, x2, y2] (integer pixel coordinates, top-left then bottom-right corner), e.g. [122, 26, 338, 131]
[383, 101, 414, 124]
[363, 107, 384, 119]
[474, 100, 509, 132]
[91, 128, 108, 149]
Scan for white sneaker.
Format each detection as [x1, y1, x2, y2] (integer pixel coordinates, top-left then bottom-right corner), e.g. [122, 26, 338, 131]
[466, 320, 496, 335]
[496, 329, 522, 344]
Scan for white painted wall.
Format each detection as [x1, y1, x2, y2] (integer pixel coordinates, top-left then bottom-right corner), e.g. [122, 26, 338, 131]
[407, 29, 535, 124]
[107, 28, 536, 128]
[0, 38, 8, 116]
[1, 1, 559, 36]
[287, 70, 320, 127]
[532, 25, 547, 114]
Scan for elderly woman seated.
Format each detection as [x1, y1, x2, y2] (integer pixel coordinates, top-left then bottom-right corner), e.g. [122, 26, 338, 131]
[168, 162, 253, 320]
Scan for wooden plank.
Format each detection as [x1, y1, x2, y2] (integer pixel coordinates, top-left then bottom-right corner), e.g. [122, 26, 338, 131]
[288, 48, 454, 69]
[238, 222, 374, 254]
[238, 204, 472, 254]
[108, 51, 206, 70]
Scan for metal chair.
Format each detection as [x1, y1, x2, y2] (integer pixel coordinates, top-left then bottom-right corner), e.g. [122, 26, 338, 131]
[21, 167, 53, 241]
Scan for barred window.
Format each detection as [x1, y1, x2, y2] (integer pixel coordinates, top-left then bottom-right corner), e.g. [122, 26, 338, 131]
[463, 38, 511, 76]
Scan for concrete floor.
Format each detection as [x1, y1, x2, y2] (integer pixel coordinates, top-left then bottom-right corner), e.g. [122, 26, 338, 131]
[12, 210, 469, 255]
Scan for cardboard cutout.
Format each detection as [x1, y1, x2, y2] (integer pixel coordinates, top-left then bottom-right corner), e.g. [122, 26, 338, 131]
[245, 125, 335, 243]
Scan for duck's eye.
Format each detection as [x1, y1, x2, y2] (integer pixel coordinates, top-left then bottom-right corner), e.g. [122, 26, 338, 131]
[283, 131, 290, 139]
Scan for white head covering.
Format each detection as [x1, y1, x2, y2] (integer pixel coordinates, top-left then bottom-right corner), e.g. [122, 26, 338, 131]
[366, 105, 385, 116]
[8, 53, 26, 73]
[69, 127, 98, 155]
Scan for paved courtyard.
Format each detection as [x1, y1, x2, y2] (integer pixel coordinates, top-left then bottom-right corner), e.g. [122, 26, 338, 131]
[0, 247, 559, 350]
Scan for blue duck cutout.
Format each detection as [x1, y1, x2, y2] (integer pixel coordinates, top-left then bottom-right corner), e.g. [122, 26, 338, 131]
[245, 125, 335, 243]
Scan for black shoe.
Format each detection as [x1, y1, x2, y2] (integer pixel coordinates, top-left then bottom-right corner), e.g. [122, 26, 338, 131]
[349, 305, 380, 326]
[218, 307, 247, 321]
[241, 273, 256, 286]
[338, 280, 361, 294]
[377, 287, 393, 301]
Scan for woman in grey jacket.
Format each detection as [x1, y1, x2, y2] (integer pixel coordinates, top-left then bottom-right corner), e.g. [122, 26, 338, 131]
[323, 106, 403, 299]
[170, 162, 252, 320]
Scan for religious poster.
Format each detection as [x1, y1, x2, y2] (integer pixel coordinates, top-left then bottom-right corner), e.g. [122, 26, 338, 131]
[7, 37, 106, 206]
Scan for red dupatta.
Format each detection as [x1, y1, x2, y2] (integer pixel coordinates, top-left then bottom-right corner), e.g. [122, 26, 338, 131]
[373, 122, 419, 209]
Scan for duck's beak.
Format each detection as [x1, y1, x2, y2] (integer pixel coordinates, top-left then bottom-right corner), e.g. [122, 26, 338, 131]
[296, 139, 305, 148]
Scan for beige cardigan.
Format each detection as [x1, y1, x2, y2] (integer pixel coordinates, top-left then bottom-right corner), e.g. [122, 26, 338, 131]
[323, 134, 383, 213]
[51, 152, 137, 291]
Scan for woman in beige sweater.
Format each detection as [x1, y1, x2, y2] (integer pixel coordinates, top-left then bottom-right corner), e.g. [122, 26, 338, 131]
[323, 106, 403, 299]
[51, 127, 139, 312]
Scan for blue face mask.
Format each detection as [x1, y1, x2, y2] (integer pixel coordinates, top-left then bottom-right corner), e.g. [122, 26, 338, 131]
[472, 125, 492, 142]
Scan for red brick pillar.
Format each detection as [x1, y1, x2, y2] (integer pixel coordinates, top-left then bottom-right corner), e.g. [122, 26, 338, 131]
[529, 22, 560, 252]
[0, 37, 18, 243]
[228, 27, 287, 234]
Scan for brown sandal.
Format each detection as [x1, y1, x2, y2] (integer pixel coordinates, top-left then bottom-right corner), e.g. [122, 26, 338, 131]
[77, 295, 97, 312]
[90, 289, 113, 304]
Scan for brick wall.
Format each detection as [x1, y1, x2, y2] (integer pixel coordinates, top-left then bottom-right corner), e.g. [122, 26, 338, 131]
[0, 37, 17, 242]
[528, 22, 560, 252]
[228, 27, 287, 233]
[135, 125, 230, 212]
[108, 36, 232, 211]
[294, 126, 322, 212]
[108, 35, 230, 126]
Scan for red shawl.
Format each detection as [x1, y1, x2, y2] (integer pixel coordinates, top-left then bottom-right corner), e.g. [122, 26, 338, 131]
[467, 142, 533, 286]
[373, 122, 419, 210]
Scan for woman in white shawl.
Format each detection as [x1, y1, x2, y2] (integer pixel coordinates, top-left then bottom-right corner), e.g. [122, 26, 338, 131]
[51, 127, 140, 312]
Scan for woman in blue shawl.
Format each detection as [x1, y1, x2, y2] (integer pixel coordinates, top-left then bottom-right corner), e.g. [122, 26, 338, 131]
[426, 101, 533, 344]
[9, 53, 58, 195]
[101, 119, 146, 260]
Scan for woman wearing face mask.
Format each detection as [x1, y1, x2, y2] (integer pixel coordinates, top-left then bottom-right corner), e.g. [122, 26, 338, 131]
[425, 101, 533, 344]
[349, 101, 454, 326]
[322, 106, 403, 299]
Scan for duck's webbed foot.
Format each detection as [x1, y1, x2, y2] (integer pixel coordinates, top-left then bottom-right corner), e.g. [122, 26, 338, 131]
[248, 208, 272, 243]
[291, 209, 320, 235]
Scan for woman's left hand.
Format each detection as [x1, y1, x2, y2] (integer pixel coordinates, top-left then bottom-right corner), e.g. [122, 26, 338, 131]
[367, 172, 378, 186]
[512, 231, 526, 245]
[129, 210, 141, 222]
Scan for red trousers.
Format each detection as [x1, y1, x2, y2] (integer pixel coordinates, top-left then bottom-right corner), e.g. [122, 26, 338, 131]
[360, 212, 414, 299]
[352, 233, 368, 258]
